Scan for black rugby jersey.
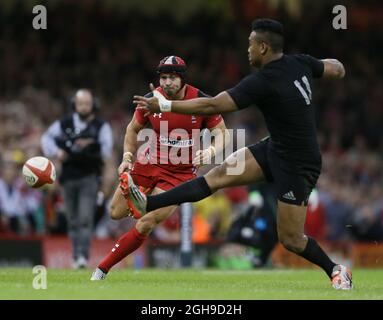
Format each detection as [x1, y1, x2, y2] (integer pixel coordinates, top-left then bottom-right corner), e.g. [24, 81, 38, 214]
[227, 54, 324, 165]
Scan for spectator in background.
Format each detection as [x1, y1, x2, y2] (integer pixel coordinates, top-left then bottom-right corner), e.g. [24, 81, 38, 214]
[151, 208, 213, 244]
[305, 189, 327, 241]
[349, 204, 383, 242]
[321, 186, 352, 242]
[223, 186, 249, 214]
[0, 154, 42, 235]
[193, 190, 232, 239]
[41, 89, 114, 268]
[226, 190, 278, 267]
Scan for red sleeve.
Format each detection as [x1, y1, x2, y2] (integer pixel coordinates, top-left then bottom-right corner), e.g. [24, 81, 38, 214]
[133, 108, 148, 126]
[202, 114, 223, 129]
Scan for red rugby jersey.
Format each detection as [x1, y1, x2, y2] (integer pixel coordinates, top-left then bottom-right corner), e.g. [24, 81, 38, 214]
[134, 84, 223, 172]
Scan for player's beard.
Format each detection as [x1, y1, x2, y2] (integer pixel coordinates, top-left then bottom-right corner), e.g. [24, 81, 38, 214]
[163, 87, 179, 99]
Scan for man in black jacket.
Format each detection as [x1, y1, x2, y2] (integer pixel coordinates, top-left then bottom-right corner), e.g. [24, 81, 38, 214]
[41, 89, 113, 268]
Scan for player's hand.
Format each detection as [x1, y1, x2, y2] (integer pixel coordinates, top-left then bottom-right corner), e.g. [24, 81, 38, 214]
[118, 161, 133, 175]
[134, 84, 161, 116]
[192, 146, 216, 167]
[118, 151, 134, 175]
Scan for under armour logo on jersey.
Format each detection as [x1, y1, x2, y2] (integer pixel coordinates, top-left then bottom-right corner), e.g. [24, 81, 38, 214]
[282, 191, 296, 201]
[153, 113, 162, 118]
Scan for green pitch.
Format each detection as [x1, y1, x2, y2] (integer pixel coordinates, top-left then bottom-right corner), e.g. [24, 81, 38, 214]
[1, 268, 383, 300]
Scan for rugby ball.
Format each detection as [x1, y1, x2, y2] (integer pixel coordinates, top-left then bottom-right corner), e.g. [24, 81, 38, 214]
[22, 156, 56, 188]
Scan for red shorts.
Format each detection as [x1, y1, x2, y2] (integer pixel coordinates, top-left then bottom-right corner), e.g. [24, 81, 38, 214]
[130, 162, 196, 193]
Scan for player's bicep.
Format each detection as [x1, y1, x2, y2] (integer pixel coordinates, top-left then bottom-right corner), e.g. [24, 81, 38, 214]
[321, 59, 345, 79]
[226, 74, 268, 110]
[295, 54, 324, 78]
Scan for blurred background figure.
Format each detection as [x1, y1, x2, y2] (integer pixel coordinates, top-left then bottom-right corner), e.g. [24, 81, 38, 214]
[304, 189, 328, 241]
[225, 189, 278, 268]
[41, 89, 114, 268]
[0, 152, 43, 235]
[193, 190, 232, 240]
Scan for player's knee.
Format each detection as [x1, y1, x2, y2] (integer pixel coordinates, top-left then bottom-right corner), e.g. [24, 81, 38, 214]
[279, 232, 306, 253]
[109, 204, 122, 220]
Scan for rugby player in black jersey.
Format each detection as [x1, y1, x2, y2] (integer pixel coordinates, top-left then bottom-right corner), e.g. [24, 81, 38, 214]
[129, 19, 352, 290]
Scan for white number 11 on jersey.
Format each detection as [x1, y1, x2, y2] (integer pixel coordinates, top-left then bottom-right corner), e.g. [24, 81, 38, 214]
[294, 76, 312, 105]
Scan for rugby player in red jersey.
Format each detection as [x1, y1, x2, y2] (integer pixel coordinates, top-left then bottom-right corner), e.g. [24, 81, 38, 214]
[91, 56, 228, 280]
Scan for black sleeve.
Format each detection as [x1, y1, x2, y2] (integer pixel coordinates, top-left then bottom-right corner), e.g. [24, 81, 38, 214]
[226, 74, 269, 110]
[294, 54, 324, 78]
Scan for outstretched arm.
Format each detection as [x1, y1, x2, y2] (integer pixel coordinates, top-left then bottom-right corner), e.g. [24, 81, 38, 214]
[321, 59, 345, 79]
[134, 85, 238, 115]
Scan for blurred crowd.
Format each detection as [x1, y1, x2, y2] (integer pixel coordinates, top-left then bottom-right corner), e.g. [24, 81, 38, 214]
[0, 1, 382, 243]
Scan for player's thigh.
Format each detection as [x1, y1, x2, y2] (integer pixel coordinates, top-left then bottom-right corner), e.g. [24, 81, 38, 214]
[205, 147, 266, 192]
[109, 186, 130, 220]
[273, 162, 318, 238]
[276, 200, 307, 238]
[139, 187, 177, 224]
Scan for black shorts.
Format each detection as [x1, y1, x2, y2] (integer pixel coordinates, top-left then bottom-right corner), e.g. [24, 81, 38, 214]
[247, 137, 321, 206]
